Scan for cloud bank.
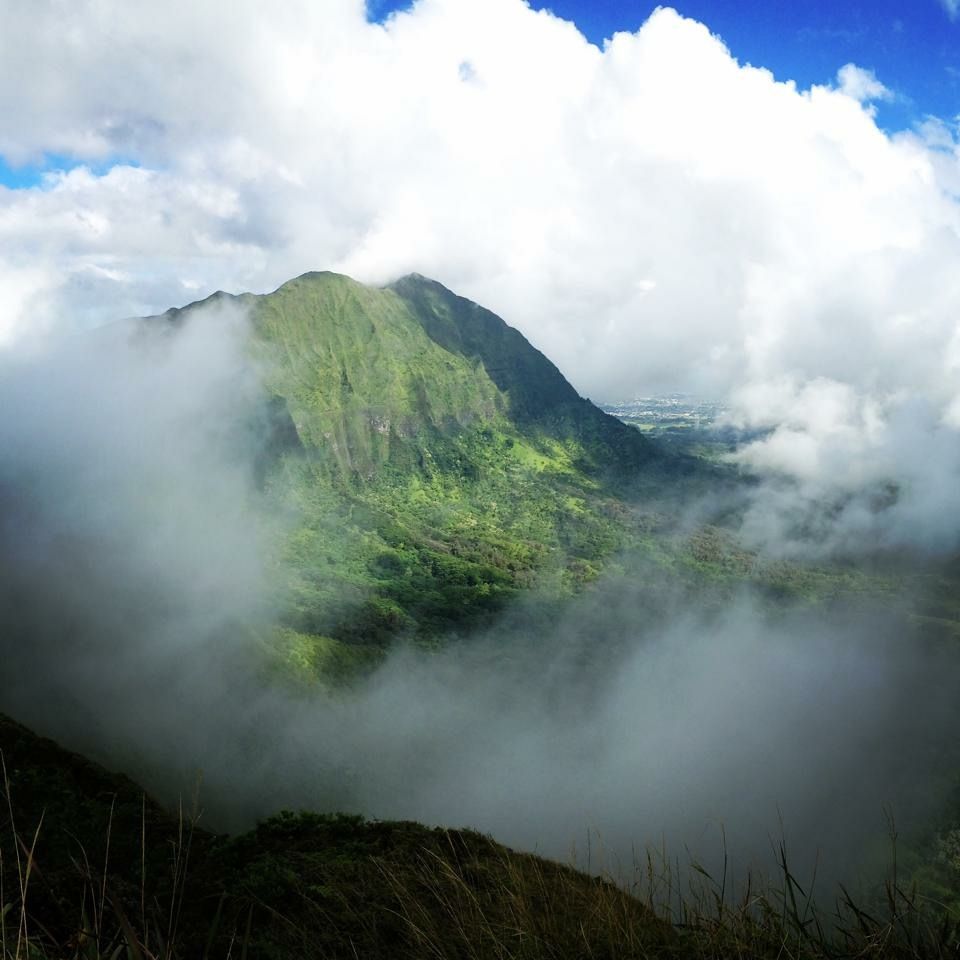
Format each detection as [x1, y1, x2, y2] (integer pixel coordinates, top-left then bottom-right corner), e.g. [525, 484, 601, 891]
[3, 1, 960, 545]
[0, 302, 278, 779]
[2, 4, 960, 884]
[1, 318, 954, 887]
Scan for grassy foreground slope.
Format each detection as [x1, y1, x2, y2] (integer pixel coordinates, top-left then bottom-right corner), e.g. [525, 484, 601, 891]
[0, 710, 678, 958]
[4, 713, 959, 958]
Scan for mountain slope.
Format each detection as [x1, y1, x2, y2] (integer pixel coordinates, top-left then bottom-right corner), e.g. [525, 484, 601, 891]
[0, 711, 677, 958]
[389, 273, 647, 466]
[247, 270, 653, 481]
[4, 710, 956, 958]
[147, 271, 678, 662]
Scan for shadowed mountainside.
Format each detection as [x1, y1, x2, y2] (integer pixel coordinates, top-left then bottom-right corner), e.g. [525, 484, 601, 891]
[0, 711, 679, 958]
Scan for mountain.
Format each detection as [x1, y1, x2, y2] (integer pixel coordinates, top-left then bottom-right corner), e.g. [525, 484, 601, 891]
[151, 271, 678, 665]
[160, 270, 654, 481]
[5, 274, 960, 956]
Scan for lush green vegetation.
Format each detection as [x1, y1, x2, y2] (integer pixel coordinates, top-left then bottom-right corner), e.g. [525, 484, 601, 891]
[202, 270, 917, 678]
[8, 271, 960, 955]
[215, 272, 959, 676]
[175, 271, 677, 672]
[4, 711, 960, 959]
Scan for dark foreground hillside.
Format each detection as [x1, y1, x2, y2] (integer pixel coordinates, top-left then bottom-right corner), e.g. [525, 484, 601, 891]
[2, 712, 958, 959]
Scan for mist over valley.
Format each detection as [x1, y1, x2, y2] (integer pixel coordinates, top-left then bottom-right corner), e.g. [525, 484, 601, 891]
[5, 1, 960, 955]
[3, 273, 959, 902]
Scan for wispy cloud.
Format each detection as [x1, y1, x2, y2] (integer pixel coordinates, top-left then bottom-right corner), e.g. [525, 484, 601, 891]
[940, 0, 960, 21]
[836, 62, 892, 102]
[3, 1, 960, 542]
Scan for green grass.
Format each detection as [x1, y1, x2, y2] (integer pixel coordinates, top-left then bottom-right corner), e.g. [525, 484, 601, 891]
[3, 711, 960, 959]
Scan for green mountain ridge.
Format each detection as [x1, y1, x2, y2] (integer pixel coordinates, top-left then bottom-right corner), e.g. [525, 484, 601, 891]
[386, 273, 649, 465]
[258, 270, 525, 479]
[157, 270, 655, 482]
[128, 271, 960, 667]
[149, 270, 678, 660]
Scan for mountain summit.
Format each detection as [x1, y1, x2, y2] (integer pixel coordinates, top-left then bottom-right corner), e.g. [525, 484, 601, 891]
[242, 270, 652, 481]
[149, 270, 668, 650]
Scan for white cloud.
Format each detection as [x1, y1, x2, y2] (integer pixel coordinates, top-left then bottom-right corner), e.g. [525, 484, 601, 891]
[0, 261, 58, 347]
[3, 1, 960, 545]
[836, 63, 892, 102]
[940, 0, 960, 21]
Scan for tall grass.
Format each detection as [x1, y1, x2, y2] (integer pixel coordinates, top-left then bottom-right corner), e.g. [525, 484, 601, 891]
[2, 748, 959, 959]
[377, 829, 960, 959]
[0, 753, 231, 960]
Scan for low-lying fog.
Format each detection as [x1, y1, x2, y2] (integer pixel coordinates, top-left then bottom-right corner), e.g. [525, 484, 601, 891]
[1, 304, 958, 899]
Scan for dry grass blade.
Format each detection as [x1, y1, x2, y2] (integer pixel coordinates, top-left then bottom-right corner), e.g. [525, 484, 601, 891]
[107, 890, 146, 960]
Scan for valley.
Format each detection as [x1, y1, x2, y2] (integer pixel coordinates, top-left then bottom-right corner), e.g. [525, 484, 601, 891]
[9, 1, 960, 954]
[2, 272, 960, 957]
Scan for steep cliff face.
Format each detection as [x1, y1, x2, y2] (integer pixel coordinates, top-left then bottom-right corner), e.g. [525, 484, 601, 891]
[252, 271, 508, 478]
[137, 270, 670, 649]
[245, 270, 651, 481]
[388, 273, 651, 473]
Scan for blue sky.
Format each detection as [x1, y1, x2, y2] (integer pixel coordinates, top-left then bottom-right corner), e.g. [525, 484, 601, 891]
[369, 0, 960, 132]
[0, 153, 139, 189]
[3, 1, 955, 190]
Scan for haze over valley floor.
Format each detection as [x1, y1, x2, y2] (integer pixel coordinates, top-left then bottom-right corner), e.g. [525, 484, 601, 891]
[2, 271, 959, 894]
[5, 1, 960, 955]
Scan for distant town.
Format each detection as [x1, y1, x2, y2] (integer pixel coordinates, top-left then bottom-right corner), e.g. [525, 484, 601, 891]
[600, 395, 759, 460]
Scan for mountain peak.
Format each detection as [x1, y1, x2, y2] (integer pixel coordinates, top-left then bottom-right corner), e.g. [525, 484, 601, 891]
[272, 270, 361, 293]
[161, 269, 654, 480]
[389, 271, 441, 287]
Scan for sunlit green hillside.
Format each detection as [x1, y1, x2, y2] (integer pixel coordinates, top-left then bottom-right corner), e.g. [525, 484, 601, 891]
[151, 271, 960, 680]
[155, 272, 693, 671]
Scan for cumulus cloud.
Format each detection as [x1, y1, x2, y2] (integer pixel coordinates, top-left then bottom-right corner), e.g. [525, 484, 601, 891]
[3, 0, 960, 545]
[6, 3, 960, 884]
[836, 63, 892, 102]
